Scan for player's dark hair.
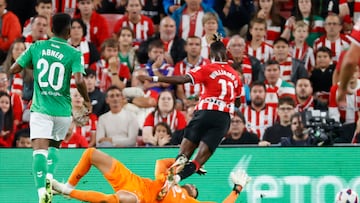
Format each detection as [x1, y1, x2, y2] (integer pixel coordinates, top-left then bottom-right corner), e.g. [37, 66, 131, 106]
[36, 0, 52, 6]
[209, 33, 227, 62]
[278, 96, 296, 107]
[316, 46, 332, 58]
[52, 13, 71, 37]
[71, 18, 87, 37]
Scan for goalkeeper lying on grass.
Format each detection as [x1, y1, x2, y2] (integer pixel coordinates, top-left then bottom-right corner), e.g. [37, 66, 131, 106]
[51, 148, 251, 203]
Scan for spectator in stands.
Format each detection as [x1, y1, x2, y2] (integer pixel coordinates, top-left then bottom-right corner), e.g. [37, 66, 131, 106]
[146, 122, 173, 146]
[329, 66, 360, 124]
[172, 0, 225, 39]
[0, 91, 15, 147]
[137, 16, 186, 65]
[221, 110, 259, 145]
[281, 112, 316, 146]
[116, 27, 137, 73]
[14, 128, 31, 148]
[122, 68, 157, 129]
[310, 46, 334, 104]
[295, 77, 327, 112]
[290, 21, 315, 73]
[264, 60, 296, 109]
[214, 0, 255, 36]
[96, 85, 139, 147]
[90, 38, 131, 92]
[339, 0, 358, 20]
[227, 35, 262, 85]
[22, 0, 53, 37]
[53, 0, 102, 17]
[256, 0, 286, 45]
[174, 36, 210, 108]
[271, 37, 308, 84]
[71, 88, 97, 147]
[74, 0, 110, 51]
[260, 96, 294, 146]
[142, 90, 187, 145]
[0, 40, 26, 98]
[68, 18, 100, 69]
[83, 68, 109, 117]
[113, 0, 155, 45]
[141, 0, 165, 30]
[0, 71, 23, 128]
[143, 40, 174, 93]
[0, 0, 22, 64]
[245, 18, 273, 64]
[163, 0, 214, 15]
[200, 12, 226, 59]
[23, 15, 49, 49]
[313, 14, 350, 65]
[60, 121, 89, 148]
[281, 0, 325, 46]
[241, 81, 276, 139]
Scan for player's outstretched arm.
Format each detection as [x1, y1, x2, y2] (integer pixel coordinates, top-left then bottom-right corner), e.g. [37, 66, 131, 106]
[222, 169, 251, 203]
[9, 62, 23, 74]
[137, 74, 192, 85]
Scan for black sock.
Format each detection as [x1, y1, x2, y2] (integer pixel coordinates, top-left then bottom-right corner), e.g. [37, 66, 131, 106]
[178, 162, 196, 180]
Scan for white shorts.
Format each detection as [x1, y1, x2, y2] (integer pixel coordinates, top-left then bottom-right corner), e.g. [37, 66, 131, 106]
[30, 112, 72, 141]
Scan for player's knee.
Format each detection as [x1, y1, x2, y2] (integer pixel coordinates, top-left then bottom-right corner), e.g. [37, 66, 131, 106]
[116, 190, 138, 203]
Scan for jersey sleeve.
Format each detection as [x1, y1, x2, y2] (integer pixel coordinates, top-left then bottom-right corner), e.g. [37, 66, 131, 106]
[16, 43, 34, 68]
[72, 50, 85, 74]
[186, 65, 206, 84]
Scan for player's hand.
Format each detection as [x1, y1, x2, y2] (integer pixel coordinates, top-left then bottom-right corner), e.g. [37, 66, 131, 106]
[231, 169, 251, 188]
[137, 75, 153, 82]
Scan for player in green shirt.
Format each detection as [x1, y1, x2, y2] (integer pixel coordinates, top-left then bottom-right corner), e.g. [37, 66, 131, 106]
[9, 13, 91, 203]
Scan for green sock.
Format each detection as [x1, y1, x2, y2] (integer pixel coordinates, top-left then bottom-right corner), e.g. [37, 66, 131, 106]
[33, 150, 48, 190]
[47, 147, 59, 180]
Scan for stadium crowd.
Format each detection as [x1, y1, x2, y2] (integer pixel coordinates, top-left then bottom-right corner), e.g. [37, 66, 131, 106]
[1, 0, 360, 148]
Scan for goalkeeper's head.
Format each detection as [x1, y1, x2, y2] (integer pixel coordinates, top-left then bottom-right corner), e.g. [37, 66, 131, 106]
[182, 184, 198, 199]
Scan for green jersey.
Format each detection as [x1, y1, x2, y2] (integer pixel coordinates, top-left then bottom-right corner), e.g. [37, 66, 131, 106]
[17, 37, 85, 116]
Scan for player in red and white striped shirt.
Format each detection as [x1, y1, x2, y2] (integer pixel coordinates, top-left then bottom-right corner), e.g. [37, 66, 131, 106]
[174, 36, 210, 106]
[113, 0, 155, 45]
[241, 81, 276, 139]
[313, 14, 351, 65]
[138, 36, 242, 187]
[245, 18, 273, 64]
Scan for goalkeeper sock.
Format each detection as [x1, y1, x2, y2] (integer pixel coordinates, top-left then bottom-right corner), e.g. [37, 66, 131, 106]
[70, 190, 119, 203]
[33, 150, 48, 198]
[47, 147, 59, 180]
[67, 148, 94, 187]
[177, 161, 197, 180]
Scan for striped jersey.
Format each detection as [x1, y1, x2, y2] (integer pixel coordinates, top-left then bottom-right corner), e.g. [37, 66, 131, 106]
[187, 62, 242, 114]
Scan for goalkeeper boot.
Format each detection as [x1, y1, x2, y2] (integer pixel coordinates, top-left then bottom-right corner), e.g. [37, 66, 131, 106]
[51, 179, 72, 196]
[169, 154, 188, 174]
[156, 167, 177, 200]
